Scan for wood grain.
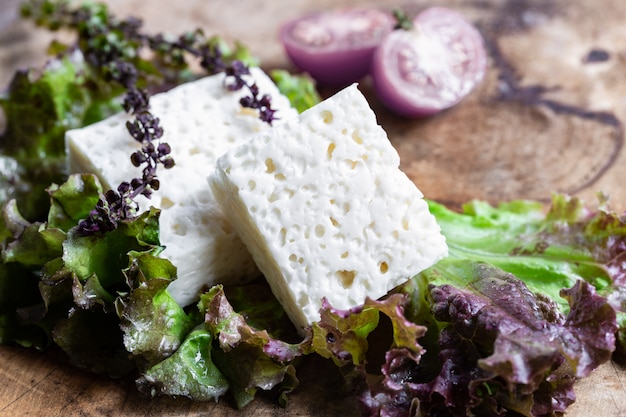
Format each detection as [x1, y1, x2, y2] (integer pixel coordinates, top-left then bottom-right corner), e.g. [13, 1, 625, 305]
[1, 0, 626, 416]
[0, 345, 359, 417]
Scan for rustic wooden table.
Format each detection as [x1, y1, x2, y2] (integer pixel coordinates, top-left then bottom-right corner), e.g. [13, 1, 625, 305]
[1, 0, 626, 416]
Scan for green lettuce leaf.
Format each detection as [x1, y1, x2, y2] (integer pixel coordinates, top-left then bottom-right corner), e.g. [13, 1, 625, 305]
[0, 173, 175, 374]
[61, 206, 162, 288]
[1, 203, 64, 267]
[136, 324, 229, 401]
[117, 251, 196, 369]
[0, 55, 122, 220]
[0, 198, 66, 349]
[46, 174, 103, 231]
[130, 281, 304, 407]
[270, 69, 322, 113]
[428, 194, 625, 309]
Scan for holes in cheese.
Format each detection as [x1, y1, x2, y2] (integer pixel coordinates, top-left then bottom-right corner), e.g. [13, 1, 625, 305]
[327, 143, 336, 159]
[336, 270, 357, 288]
[265, 158, 277, 173]
[209, 84, 448, 331]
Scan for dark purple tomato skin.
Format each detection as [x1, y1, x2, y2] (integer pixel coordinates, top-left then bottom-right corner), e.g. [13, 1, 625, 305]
[370, 7, 488, 117]
[279, 9, 395, 86]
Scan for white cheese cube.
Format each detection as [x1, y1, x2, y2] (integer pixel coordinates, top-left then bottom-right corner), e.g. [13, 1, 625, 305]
[209, 84, 448, 331]
[66, 68, 298, 306]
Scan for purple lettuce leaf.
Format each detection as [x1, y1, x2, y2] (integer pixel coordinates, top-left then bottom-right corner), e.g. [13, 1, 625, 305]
[310, 294, 427, 415]
[200, 284, 305, 408]
[397, 260, 615, 417]
[310, 258, 616, 417]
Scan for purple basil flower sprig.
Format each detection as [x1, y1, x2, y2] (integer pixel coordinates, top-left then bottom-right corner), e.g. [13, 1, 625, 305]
[75, 55, 174, 235]
[21, 0, 278, 235]
[157, 33, 279, 125]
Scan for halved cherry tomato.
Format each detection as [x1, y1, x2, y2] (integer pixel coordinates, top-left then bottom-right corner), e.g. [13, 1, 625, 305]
[279, 8, 395, 86]
[370, 7, 487, 117]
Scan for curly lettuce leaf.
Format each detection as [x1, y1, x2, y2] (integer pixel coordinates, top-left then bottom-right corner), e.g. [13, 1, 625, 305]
[31, 176, 200, 377]
[401, 260, 615, 417]
[0, 198, 66, 348]
[224, 281, 301, 343]
[136, 324, 230, 401]
[311, 294, 426, 367]
[132, 282, 304, 407]
[429, 194, 626, 349]
[0, 56, 108, 161]
[116, 251, 197, 369]
[1, 202, 64, 267]
[61, 206, 162, 289]
[428, 195, 626, 307]
[0, 173, 176, 374]
[201, 284, 304, 408]
[308, 294, 428, 415]
[46, 173, 103, 231]
[47, 207, 169, 375]
[0, 55, 122, 220]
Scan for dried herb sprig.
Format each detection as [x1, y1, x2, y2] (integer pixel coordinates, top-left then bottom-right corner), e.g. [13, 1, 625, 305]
[22, 0, 278, 235]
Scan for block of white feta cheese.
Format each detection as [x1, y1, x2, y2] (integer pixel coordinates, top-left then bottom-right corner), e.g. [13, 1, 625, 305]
[209, 84, 448, 331]
[66, 67, 298, 306]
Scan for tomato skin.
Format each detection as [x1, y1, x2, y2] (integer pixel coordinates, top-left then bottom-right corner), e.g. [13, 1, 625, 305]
[279, 9, 395, 86]
[370, 7, 487, 117]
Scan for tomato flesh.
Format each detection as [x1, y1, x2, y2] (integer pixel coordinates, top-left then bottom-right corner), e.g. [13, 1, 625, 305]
[371, 7, 487, 116]
[280, 9, 395, 86]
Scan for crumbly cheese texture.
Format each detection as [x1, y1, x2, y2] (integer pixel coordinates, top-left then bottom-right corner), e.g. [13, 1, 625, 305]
[66, 68, 298, 306]
[209, 84, 448, 330]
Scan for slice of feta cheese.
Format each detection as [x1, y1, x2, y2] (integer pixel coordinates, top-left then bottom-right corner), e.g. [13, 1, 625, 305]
[209, 84, 448, 331]
[66, 67, 298, 306]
